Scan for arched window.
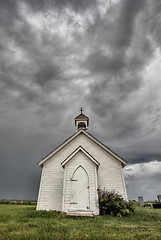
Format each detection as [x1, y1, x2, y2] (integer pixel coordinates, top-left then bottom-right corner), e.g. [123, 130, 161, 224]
[78, 122, 86, 129]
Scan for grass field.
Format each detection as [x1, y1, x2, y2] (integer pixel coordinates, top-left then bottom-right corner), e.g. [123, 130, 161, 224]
[0, 204, 161, 240]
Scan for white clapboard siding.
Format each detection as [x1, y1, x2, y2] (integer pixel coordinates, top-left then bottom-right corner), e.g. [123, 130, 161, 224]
[37, 131, 127, 212]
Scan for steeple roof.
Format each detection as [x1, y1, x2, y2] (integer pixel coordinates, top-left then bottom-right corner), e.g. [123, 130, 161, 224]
[75, 113, 89, 126]
[75, 113, 89, 119]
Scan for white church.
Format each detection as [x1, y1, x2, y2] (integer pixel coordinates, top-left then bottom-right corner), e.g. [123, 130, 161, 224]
[37, 110, 127, 216]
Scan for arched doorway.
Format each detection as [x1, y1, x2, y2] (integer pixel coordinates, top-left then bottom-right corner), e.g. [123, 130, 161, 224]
[70, 166, 90, 210]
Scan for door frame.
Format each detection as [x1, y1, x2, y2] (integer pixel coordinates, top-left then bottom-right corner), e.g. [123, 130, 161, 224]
[61, 148, 100, 215]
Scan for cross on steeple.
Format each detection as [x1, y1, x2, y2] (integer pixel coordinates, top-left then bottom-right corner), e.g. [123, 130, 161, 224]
[80, 108, 84, 114]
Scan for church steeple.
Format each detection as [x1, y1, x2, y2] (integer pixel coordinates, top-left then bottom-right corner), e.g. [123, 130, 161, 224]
[75, 109, 89, 132]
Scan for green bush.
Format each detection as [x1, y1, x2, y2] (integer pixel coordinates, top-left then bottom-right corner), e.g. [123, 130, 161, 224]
[0, 200, 10, 204]
[0, 200, 37, 205]
[98, 189, 135, 217]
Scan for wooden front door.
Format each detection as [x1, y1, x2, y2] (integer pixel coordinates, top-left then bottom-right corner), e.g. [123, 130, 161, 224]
[70, 166, 90, 210]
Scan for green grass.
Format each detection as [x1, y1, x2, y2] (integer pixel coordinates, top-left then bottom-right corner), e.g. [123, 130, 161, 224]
[0, 204, 161, 240]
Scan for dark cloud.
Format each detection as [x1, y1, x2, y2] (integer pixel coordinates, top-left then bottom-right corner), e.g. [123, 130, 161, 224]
[35, 62, 62, 86]
[0, 0, 19, 26]
[24, 0, 97, 13]
[86, 50, 126, 74]
[0, 0, 161, 200]
[112, 0, 146, 49]
[146, 0, 161, 46]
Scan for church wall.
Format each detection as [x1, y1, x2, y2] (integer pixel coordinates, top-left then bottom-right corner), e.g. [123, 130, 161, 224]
[37, 132, 127, 211]
[37, 134, 85, 211]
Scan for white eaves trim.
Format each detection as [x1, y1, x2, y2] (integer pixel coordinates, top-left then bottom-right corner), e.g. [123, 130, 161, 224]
[38, 129, 126, 167]
[83, 131, 127, 167]
[61, 146, 100, 168]
[38, 131, 81, 166]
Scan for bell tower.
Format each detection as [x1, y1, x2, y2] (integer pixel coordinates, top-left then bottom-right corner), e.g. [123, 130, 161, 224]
[75, 108, 89, 132]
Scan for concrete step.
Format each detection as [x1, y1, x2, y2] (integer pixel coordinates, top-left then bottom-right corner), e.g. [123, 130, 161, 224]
[67, 210, 94, 217]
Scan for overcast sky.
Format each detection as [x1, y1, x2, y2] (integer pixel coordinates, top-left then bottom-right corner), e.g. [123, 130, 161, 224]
[0, 0, 161, 201]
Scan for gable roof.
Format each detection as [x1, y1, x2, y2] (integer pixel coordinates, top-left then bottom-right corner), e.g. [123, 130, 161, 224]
[38, 130, 127, 167]
[61, 146, 100, 168]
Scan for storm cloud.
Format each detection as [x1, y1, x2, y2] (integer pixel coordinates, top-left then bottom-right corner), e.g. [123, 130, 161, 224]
[0, 0, 161, 200]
